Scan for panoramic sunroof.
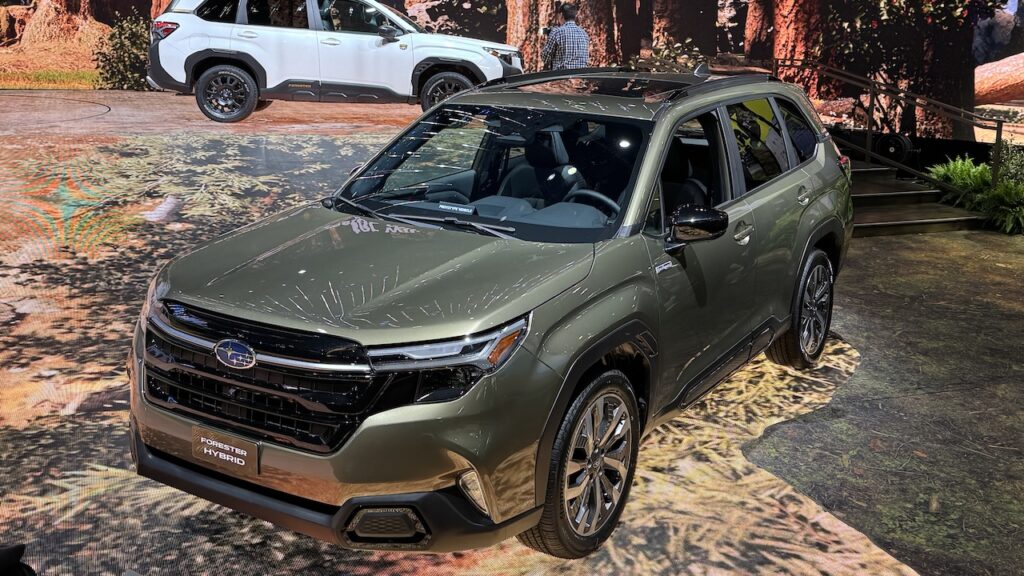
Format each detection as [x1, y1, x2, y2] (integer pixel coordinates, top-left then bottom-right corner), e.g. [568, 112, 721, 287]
[511, 76, 695, 102]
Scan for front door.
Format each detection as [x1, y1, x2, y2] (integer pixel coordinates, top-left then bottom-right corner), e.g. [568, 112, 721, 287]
[314, 0, 415, 100]
[642, 109, 759, 411]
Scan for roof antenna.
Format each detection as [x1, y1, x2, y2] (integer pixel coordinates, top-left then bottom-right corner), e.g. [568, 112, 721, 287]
[693, 62, 711, 78]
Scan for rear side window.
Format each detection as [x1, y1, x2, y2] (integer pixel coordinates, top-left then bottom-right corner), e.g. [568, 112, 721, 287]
[777, 98, 819, 164]
[246, 0, 309, 28]
[196, 0, 237, 22]
[726, 99, 789, 192]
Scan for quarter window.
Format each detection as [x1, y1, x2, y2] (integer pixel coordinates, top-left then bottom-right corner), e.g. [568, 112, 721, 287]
[777, 98, 819, 164]
[196, 0, 237, 22]
[245, 0, 309, 28]
[726, 99, 789, 192]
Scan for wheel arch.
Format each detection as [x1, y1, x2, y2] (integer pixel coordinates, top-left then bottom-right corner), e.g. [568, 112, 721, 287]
[532, 319, 657, 507]
[185, 50, 268, 91]
[785, 216, 844, 325]
[411, 58, 486, 96]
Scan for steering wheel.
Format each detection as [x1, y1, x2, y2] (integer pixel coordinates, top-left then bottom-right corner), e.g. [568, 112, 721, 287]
[564, 188, 620, 215]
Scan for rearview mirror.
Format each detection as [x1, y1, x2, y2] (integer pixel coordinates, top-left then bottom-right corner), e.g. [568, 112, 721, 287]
[665, 204, 728, 253]
[378, 25, 400, 43]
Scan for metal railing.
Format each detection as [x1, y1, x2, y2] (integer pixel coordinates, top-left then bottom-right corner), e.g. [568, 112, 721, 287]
[773, 58, 1006, 186]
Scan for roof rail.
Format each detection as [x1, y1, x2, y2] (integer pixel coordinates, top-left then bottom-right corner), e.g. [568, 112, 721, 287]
[668, 73, 779, 100]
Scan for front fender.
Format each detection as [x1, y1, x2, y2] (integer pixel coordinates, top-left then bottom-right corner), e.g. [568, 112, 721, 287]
[524, 237, 661, 506]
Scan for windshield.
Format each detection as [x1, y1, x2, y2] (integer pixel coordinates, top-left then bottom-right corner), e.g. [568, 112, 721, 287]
[379, 4, 424, 33]
[340, 104, 652, 243]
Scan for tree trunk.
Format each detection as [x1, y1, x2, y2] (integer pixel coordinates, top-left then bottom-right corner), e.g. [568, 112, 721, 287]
[614, 0, 642, 63]
[919, 19, 977, 140]
[578, 0, 618, 65]
[976, 51, 1024, 105]
[772, 0, 823, 94]
[20, 0, 93, 44]
[652, 0, 716, 56]
[744, 0, 772, 62]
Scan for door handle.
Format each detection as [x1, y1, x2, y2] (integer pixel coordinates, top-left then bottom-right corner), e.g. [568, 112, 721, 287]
[237, 30, 258, 38]
[320, 38, 341, 46]
[733, 223, 754, 245]
[797, 185, 812, 206]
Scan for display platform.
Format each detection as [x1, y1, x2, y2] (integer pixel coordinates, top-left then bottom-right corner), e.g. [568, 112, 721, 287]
[1, 91, 1021, 576]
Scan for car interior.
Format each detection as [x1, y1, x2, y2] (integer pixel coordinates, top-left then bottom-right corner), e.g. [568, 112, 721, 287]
[658, 112, 729, 217]
[352, 107, 648, 230]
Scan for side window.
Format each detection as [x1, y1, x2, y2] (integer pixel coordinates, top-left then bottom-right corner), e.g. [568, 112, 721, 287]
[197, 0, 238, 22]
[777, 98, 819, 164]
[658, 110, 730, 218]
[246, 0, 309, 28]
[726, 99, 789, 192]
[320, 0, 390, 33]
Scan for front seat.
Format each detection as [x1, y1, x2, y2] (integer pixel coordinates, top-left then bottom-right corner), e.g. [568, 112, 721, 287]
[497, 133, 581, 208]
[662, 144, 710, 214]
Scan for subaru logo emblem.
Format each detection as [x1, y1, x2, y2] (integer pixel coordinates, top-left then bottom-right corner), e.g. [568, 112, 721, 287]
[214, 339, 256, 370]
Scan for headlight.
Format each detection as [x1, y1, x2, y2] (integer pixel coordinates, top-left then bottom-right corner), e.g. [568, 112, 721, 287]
[484, 47, 521, 65]
[139, 268, 168, 327]
[367, 316, 529, 373]
[367, 317, 529, 404]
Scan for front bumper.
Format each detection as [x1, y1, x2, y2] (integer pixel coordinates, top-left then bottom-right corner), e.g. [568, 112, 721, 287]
[131, 423, 541, 551]
[128, 321, 560, 549]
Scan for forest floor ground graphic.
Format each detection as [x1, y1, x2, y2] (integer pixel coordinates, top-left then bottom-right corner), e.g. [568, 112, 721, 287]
[0, 90, 1021, 576]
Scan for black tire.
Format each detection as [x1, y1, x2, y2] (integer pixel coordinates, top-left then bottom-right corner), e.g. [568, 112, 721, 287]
[766, 249, 834, 369]
[195, 64, 258, 123]
[517, 370, 639, 558]
[255, 99, 273, 111]
[420, 71, 474, 112]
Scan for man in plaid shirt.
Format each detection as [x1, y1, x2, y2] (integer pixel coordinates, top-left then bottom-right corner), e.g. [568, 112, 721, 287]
[541, 4, 590, 70]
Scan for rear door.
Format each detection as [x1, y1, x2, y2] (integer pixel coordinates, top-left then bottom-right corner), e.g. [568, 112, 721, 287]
[313, 0, 416, 100]
[725, 97, 814, 325]
[232, 0, 320, 94]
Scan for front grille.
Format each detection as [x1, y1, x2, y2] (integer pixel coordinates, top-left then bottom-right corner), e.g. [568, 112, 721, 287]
[143, 303, 418, 453]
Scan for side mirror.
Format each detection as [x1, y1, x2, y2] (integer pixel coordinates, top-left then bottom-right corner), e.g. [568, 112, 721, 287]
[378, 25, 400, 42]
[665, 204, 728, 253]
[348, 163, 363, 176]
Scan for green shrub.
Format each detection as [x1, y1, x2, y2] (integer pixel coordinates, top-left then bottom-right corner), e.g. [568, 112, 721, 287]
[93, 9, 151, 91]
[994, 140, 1024, 184]
[977, 180, 1024, 234]
[927, 155, 991, 207]
[927, 151, 1024, 234]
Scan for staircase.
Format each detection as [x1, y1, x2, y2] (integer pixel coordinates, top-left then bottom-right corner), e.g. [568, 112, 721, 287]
[771, 58, 1006, 237]
[850, 162, 985, 237]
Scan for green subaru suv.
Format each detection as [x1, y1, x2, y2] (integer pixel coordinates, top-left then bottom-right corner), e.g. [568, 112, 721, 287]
[129, 68, 852, 558]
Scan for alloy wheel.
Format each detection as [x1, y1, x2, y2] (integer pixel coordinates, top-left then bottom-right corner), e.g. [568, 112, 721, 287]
[562, 391, 632, 537]
[204, 74, 248, 116]
[428, 80, 466, 106]
[799, 263, 832, 356]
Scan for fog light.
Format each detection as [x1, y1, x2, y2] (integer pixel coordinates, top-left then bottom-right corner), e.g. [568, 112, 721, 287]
[458, 471, 489, 516]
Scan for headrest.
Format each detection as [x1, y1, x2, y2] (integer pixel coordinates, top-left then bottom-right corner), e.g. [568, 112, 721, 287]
[526, 132, 569, 168]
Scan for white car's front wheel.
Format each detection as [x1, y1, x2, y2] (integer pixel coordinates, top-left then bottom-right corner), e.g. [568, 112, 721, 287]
[421, 72, 474, 111]
[195, 64, 259, 123]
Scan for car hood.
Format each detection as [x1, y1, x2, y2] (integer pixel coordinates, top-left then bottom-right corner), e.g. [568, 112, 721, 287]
[160, 204, 593, 346]
[413, 33, 518, 54]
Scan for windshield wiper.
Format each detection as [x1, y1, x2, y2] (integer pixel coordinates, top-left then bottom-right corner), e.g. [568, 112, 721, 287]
[389, 214, 517, 239]
[322, 196, 442, 229]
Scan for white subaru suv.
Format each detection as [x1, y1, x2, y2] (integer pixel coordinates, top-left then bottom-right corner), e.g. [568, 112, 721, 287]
[148, 0, 523, 121]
